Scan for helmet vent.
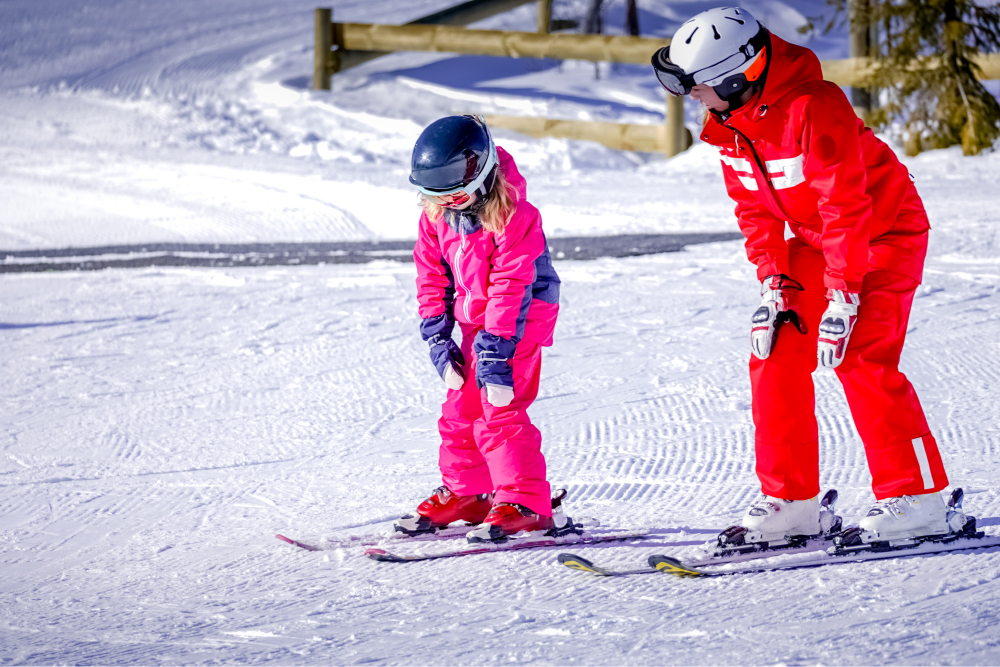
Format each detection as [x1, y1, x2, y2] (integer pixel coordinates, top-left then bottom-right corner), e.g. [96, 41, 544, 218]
[726, 16, 746, 25]
[712, 24, 721, 39]
[685, 26, 698, 44]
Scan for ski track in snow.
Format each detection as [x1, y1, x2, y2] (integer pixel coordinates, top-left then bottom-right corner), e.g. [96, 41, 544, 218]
[2, 0, 1000, 664]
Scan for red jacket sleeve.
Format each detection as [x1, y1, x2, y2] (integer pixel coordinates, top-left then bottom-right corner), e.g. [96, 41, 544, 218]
[800, 88, 871, 292]
[720, 151, 791, 281]
[413, 213, 451, 320]
[484, 201, 544, 340]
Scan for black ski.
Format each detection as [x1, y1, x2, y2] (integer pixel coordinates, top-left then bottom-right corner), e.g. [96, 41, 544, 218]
[560, 532, 1000, 578]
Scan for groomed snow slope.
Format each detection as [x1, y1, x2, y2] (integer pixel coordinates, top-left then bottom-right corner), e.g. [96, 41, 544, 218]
[2, 1, 1000, 664]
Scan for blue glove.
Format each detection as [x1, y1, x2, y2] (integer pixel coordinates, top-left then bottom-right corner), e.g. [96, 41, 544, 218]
[420, 314, 466, 390]
[473, 331, 516, 407]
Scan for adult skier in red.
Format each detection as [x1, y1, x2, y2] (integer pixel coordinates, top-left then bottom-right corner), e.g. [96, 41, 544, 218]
[651, 7, 968, 546]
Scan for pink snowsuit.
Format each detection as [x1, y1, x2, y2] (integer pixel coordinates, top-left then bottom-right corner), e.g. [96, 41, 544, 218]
[413, 147, 560, 517]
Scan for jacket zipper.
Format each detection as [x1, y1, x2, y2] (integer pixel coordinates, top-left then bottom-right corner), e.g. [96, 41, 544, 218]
[729, 124, 799, 225]
[453, 224, 472, 322]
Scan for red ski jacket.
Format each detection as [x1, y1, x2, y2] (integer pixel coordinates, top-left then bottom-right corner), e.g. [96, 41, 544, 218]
[700, 34, 929, 292]
[413, 147, 560, 346]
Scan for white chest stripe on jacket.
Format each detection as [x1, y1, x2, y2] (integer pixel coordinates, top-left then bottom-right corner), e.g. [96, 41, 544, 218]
[765, 155, 806, 190]
[719, 153, 805, 191]
[720, 154, 758, 190]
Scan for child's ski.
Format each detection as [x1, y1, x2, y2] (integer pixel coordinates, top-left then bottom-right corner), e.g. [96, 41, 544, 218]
[275, 517, 602, 552]
[366, 531, 650, 563]
[275, 534, 323, 551]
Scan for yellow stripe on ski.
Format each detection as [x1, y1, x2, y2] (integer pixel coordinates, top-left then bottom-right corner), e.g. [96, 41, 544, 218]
[649, 555, 710, 578]
[557, 553, 611, 575]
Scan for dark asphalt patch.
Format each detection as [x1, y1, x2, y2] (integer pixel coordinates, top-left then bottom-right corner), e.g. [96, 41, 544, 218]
[0, 233, 744, 273]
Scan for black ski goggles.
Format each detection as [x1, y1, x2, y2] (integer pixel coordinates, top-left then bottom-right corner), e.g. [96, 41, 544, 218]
[651, 30, 769, 97]
[651, 46, 695, 96]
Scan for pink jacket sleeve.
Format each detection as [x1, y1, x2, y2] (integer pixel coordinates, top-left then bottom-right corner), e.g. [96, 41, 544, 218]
[413, 213, 451, 320]
[484, 201, 544, 340]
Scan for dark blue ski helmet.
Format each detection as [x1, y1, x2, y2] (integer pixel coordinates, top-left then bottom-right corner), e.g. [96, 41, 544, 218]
[409, 115, 496, 192]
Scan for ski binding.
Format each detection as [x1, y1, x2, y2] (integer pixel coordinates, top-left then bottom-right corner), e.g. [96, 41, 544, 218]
[712, 488, 843, 558]
[832, 488, 984, 555]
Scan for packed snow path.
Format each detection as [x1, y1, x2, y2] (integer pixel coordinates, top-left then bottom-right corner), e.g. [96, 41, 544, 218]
[3, 219, 1000, 663]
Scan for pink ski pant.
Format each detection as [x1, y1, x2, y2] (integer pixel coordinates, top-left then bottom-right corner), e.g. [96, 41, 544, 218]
[750, 237, 948, 502]
[437, 322, 551, 517]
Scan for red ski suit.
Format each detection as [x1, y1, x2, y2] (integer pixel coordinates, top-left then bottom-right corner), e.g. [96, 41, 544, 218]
[700, 34, 948, 501]
[413, 147, 560, 517]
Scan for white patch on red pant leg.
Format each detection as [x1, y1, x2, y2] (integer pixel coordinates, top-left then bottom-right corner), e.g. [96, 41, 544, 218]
[911, 437, 935, 489]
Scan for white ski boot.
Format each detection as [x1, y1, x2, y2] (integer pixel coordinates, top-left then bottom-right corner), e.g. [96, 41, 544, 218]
[834, 488, 981, 553]
[714, 489, 842, 556]
[857, 492, 949, 541]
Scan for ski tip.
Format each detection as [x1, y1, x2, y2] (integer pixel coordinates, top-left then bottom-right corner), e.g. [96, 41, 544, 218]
[275, 534, 322, 551]
[557, 553, 606, 575]
[365, 548, 408, 563]
[647, 554, 709, 578]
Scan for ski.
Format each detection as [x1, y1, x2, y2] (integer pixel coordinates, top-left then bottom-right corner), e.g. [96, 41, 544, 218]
[558, 553, 658, 577]
[557, 532, 838, 576]
[275, 534, 323, 551]
[274, 526, 474, 551]
[274, 516, 602, 552]
[560, 532, 1000, 579]
[366, 531, 650, 563]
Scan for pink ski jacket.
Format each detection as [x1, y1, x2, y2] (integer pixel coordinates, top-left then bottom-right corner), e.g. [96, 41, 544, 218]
[413, 147, 560, 346]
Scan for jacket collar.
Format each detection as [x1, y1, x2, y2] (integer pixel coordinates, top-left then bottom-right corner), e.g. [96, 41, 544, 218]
[700, 34, 823, 145]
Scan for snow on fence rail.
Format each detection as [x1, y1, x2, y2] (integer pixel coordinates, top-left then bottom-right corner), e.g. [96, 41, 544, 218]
[313, 5, 1000, 157]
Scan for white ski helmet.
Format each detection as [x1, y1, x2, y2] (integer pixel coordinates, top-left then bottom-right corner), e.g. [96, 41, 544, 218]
[651, 7, 770, 102]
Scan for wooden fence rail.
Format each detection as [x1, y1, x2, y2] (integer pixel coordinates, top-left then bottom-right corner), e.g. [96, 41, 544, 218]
[332, 22, 668, 66]
[314, 0, 539, 89]
[316, 10, 1000, 156]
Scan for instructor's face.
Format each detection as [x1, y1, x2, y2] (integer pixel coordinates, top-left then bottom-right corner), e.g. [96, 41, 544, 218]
[690, 84, 728, 111]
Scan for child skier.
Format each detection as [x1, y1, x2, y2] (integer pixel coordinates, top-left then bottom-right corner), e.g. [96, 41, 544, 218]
[397, 115, 562, 543]
[651, 7, 966, 546]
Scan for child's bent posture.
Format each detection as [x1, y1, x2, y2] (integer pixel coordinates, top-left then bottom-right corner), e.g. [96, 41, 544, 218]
[396, 115, 561, 543]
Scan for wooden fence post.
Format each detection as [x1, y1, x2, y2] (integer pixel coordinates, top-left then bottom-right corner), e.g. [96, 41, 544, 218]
[848, 0, 872, 121]
[537, 0, 551, 34]
[314, 7, 332, 90]
[664, 94, 686, 157]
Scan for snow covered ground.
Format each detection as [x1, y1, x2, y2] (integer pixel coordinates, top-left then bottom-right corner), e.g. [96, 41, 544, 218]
[2, 0, 1000, 664]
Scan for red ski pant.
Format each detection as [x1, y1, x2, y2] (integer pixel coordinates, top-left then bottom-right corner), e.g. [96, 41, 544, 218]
[437, 322, 551, 517]
[750, 240, 948, 501]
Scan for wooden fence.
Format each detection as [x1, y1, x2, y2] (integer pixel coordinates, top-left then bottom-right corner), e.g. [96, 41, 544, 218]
[315, 0, 539, 87]
[316, 8, 1000, 157]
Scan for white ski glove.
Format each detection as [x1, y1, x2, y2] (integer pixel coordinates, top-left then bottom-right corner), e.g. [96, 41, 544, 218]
[817, 289, 860, 369]
[750, 274, 806, 360]
[443, 364, 466, 390]
[485, 384, 514, 408]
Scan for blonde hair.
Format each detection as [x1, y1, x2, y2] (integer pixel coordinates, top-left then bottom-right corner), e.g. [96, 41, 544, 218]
[420, 167, 519, 234]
